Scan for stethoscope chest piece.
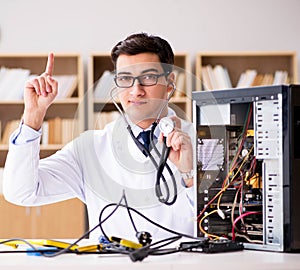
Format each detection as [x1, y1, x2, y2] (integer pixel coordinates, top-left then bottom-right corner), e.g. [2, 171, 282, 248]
[158, 117, 174, 136]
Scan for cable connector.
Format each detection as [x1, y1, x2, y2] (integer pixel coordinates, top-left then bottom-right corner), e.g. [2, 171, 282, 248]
[109, 236, 142, 250]
[136, 231, 152, 246]
[217, 208, 225, 219]
[179, 239, 244, 253]
[129, 247, 150, 262]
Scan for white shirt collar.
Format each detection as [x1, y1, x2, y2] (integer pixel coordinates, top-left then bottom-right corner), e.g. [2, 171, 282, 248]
[127, 107, 176, 138]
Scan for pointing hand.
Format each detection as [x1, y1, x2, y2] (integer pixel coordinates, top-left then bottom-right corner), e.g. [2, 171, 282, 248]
[23, 53, 58, 130]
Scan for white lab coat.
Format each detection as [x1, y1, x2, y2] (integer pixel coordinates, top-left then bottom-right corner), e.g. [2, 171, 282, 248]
[3, 110, 196, 242]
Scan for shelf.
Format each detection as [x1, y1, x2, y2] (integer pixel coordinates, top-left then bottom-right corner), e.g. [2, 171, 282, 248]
[93, 97, 190, 105]
[0, 98, 82, 105]
[88, 52, 193, 129]
[0, 53, 84, 188]
[0, 144, 66, 150]
[0, 195, 85, 238]
[196, 51, 298, 90]
[0, 53, 86, 239]
[0, 53, 84, 166]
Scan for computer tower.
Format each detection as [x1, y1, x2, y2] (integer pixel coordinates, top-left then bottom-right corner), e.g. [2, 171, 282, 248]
[192, 84, 300, 252]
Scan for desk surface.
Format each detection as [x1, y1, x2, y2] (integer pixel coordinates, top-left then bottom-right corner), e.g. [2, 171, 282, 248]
[0, 249, 300, 270]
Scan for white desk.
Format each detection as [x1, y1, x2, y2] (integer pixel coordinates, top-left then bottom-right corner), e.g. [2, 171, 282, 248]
[0, 249, 300, 270]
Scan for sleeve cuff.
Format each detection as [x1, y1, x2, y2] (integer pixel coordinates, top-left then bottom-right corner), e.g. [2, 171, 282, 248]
[11, 121, 42, 145]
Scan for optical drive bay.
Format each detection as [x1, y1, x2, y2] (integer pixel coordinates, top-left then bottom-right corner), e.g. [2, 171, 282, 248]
[192, 84, 300, 252]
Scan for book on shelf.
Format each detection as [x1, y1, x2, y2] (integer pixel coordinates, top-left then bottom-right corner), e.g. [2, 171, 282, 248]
[93, 111, 120, 130]
[0, 66, 78, 100]
[172, 69, 186, 97]
[273, 70, 288, 85]
[0, 168, 3, 194]
[41, 121, 49, 145]
[53, 75, 78, 99]
[0, 118, 76, 146]
[260, 73, 274, 85]
[206, 65, 219, 89]
[201, 66, 213, 90]
[236, 70, 289, 88]
[201, 64, 290, 90]
[48, 117, 62, 144]
[0, 67, 30, 100]
[41, 117, 78, 145]
[236, 69, 257, 88]
[251, 74, 264, 86]
[61, 118, 78, 144]
[1, 119, 20, 144]
[201, 65, 232, 90]
[93, 70, 115, 100]
[213, 65, 232, 90]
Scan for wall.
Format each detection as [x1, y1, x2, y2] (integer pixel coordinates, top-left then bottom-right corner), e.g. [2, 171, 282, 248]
[0, 0, 300, 80]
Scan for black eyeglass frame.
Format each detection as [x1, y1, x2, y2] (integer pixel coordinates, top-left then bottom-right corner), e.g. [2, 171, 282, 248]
[114, 72, 170, 88]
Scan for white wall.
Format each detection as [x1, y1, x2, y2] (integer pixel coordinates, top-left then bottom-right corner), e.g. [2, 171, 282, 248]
[0, 0, 300, 80]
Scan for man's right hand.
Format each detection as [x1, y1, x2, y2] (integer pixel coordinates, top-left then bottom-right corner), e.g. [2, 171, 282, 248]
[23, 53, 58, 130]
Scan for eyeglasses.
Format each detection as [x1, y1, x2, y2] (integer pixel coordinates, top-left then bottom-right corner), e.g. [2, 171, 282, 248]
[114, 72, 168, 88]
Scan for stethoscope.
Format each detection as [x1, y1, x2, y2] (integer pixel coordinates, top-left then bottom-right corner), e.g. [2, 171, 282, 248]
[110, 82, 178, 205]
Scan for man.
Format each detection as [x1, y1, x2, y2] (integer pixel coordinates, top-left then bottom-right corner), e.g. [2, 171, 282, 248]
[3, 33, 195, 242]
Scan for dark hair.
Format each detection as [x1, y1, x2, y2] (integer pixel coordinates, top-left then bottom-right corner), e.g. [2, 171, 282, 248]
[111, 33, 174, 74]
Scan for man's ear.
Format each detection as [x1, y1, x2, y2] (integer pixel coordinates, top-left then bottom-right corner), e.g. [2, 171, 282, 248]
[167, 72, 176, 93]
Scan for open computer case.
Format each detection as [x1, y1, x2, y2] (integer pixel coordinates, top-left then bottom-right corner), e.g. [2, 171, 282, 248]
[192, 84, 300, 252]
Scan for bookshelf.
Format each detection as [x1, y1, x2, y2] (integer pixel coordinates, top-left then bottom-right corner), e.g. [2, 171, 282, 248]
[196, 51, 298, 90]
[0, 53, 86, 238]
[0, 53, 85, 166]
[0, 195, 85, 238]
[87, 52, 193, 130]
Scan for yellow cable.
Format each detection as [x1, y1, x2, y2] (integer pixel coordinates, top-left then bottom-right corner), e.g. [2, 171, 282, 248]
[198, 209, 219, 239]
[217, 145, 254, 211]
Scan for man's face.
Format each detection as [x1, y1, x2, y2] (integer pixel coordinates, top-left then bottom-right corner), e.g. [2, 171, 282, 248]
[115, 53, 171, 128]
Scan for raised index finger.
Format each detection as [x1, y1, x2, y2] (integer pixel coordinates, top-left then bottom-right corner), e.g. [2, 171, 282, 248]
[45, 52, 54, 76]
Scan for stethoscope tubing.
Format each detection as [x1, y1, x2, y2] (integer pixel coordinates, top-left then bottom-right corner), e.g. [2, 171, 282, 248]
[110, 83, 178, 205]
